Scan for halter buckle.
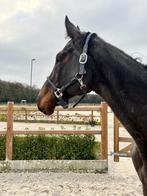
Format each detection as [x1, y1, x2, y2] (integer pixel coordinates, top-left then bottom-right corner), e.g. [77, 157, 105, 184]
[54, 88, 63, 98]
[79, 53, 88, 64]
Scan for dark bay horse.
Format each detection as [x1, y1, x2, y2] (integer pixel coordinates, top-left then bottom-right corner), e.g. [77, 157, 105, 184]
[37, 16, 147, 195]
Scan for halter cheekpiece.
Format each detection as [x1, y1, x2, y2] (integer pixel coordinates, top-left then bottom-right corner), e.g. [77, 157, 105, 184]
[47, 33, 93, 109]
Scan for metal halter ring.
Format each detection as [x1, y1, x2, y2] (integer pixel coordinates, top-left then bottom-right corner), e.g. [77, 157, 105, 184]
[54, 88, 63, 98]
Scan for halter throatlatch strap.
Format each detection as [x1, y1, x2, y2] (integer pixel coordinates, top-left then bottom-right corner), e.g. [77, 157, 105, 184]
[47, 32, 93, 109]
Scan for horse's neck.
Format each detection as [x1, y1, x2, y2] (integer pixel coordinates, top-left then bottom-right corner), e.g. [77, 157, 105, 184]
[92, 37, 147, 155]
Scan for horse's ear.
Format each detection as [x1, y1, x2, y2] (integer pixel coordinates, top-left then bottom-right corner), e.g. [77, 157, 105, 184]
[65, 16, 81, 39]
[77, 26, 80, 31]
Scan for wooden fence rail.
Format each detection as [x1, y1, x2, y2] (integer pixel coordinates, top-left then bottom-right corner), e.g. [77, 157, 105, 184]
[114, 116, 133, 162]
[0, 104, 103, 123]
[0, 102, 108, 161]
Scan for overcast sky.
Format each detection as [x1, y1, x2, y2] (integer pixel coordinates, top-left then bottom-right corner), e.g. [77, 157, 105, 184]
[0, 0, 147, 88]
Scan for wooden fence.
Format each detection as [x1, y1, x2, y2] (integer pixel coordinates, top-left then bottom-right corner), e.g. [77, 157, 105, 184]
[113, 116, 133, 162]
[0, 104, 103, 124]
[0, 102, 108, 161]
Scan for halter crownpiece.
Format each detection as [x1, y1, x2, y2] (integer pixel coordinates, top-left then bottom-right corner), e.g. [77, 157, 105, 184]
[47, 33, 93, 109]
[79, 33, 93, 75]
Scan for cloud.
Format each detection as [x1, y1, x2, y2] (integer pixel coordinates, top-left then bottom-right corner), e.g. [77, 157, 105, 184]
[0, 0, 147, 87]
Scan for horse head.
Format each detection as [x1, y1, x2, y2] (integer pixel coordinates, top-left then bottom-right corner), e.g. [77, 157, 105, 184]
[37, 16, 95, 115]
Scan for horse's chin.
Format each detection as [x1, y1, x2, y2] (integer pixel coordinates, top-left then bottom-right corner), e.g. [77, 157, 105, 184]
[42, 105, 56, 116]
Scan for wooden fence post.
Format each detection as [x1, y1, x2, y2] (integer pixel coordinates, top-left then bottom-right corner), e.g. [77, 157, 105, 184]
[6, 102, 14, 160]
[100, 102, 108, 160]
[57, 110, 59, 123]
[91, 110, 94, 122]
[25, 108, 27, 122]
[114, 116, 119, 162]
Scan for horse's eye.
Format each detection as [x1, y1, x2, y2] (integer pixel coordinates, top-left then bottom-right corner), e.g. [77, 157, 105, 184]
[56, 53, 67, 63]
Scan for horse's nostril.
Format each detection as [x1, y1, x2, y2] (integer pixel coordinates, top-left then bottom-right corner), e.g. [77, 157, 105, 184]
[43, 110, 47, 115]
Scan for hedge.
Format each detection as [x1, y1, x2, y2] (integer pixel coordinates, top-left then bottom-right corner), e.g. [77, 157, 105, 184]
[0, 135, 100, 160]
[0, 114, 7, 122]
[0, 136, 5, 160]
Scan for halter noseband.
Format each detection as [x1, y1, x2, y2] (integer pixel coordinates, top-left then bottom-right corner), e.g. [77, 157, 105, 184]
[47, 33, 93, 109]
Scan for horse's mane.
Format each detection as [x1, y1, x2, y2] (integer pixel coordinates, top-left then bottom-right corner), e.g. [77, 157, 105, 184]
[96, 34, 146, 72]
